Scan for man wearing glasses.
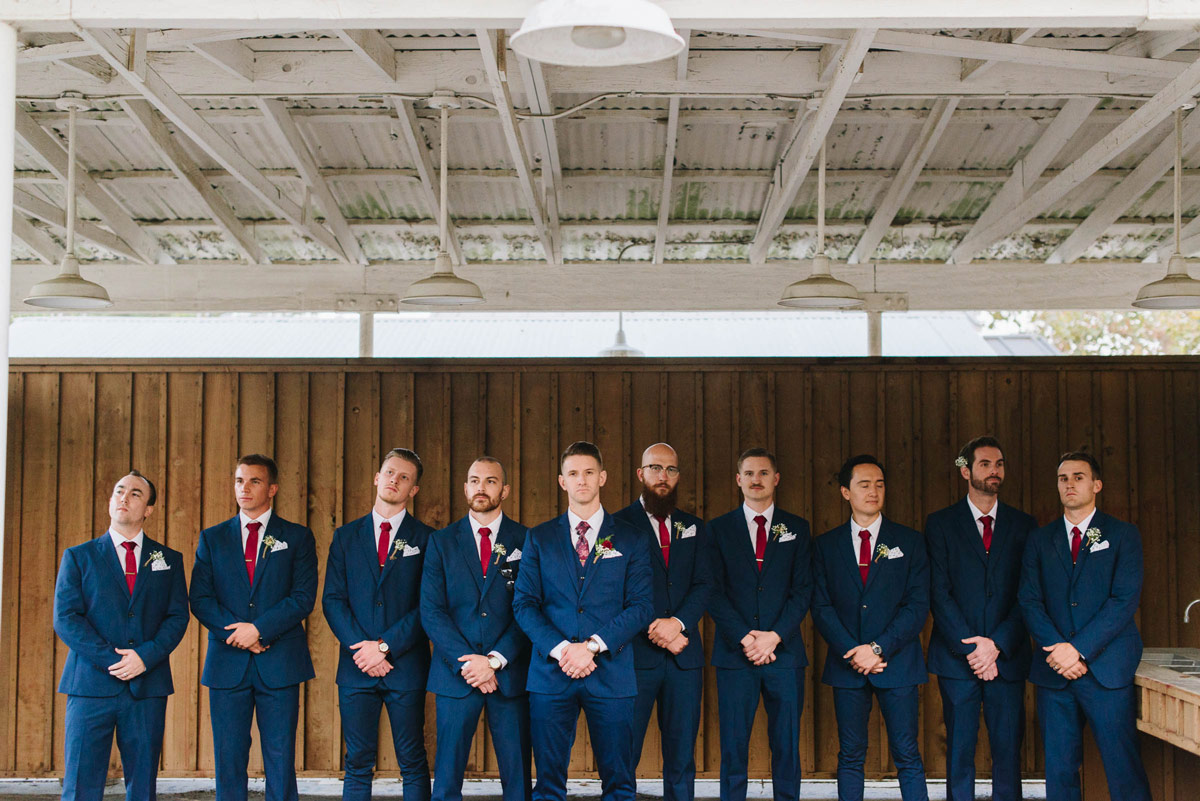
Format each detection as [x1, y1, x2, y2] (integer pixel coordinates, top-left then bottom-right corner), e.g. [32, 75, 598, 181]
[613, 443, 714, 801]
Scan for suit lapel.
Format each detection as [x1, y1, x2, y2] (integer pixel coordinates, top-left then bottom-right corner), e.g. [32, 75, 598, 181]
[379, 513, 412, 585]
[957, 499, 989, 566]
[1051, 519, 1074, 577]
[249, 513, 283, 596]
[228, 516, 253, 595]
[97, 534, 132, 600]
[129, 535, 160, 607]
[835, 524, 863, 589]
[634, 506, 669, 572]
[987, 505, 1011, 564]
[1071, 512, 1104, 582]
[863, 519, 891, 595]
[356, 515, 382, 580]
[578, 514, 614, 599]
[482, 517, 519, 599]
[455, 518, 485, 595]
[733, 512, 759, 571]
[555, 514, 586, 592]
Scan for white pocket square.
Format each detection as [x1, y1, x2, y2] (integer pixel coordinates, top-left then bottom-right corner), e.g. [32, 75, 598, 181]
[777, 532, 797, 543]
[679, 525, 697, 539]
[1089, 540, 1110, 553]
[887, 547, 905, 559]
[270, 540, 288, 552]
[402, 544, 421, 557]
[599, 549, 623, 559]
[507, 548, 522, 562]
[151, 560, 170, 571]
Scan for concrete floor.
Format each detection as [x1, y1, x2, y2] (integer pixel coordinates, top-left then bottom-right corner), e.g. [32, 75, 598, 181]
[0, 778, 1048, 800]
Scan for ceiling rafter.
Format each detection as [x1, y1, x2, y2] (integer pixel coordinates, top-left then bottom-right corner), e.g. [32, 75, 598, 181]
[12, 187, 144, 262]
[654, 29, 691, 265]
[12, 213, 64, 266]
[961, 28, 1041, 81]
[514, 55, 563, 264]
[335, 29, 397, 82]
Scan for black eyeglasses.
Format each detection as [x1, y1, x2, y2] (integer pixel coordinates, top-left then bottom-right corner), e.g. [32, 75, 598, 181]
[641, 464, 680, 477]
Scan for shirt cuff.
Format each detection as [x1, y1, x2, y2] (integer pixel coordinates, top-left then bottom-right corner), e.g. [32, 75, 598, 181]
[488, 650, 508, 669]
[591, 635, 608, 653]
[672, 617, 686, 633]
[549, 640, 569, 661]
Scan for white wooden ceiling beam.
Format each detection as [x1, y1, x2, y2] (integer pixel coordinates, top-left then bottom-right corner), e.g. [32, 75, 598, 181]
[12, 187, 145, 261]
[189, 39, 255, 81]
[77, 26, 349, 261]
[955, 55, 1200, 262]
[653, 29, 690, 265]
[961, 28, 1040, 81]
[56, 55, 114, 83]
[1149, 213, 1200, 262]
[257, 97, 367, 265]
[12, 213, 64, 266]
[1049, 108, 1200, 264]
[120, 98, 266, 264]
[388, 97, 466, 266]
[334, 29, 396, 82]
[748, 27, 875, 264]
[849, 96, 958, 264]
[1108, 28, 1200, 59]
[950, 96, 1100, 263]
[13, 104, 171, 265]
[514, 54, 563, 264]
[476, 28, 554, 262]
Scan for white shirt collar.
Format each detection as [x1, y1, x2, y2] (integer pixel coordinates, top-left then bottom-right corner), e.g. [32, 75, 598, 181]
[240, 508, 273, 535]
[1064, 508, 1097, 539]
[742, 502, 775, 531]
[469, 510, 504, 539]
[850, 513, 883, 553]
[372, 507, 407, 538]
[108, 529, 145, 558]
[567, 507, 605, 549]
[966, 496, 997, 524]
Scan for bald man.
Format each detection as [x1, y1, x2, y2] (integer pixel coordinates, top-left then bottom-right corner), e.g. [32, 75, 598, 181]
[613, 443, 713, 801]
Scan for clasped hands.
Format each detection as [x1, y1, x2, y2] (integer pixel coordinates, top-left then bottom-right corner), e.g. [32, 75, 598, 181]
[1043, 641, 1087, 680]
[349, 640, 393, 677]
[224, 621, 269, 654]
[648, 618, 689, 655]
[962, 635, 1000, 681]
[559, 641, 597, 680]
[108, 648, 146, 681]
[844, 643, 887, 674]
[741, 630, 781, 665]
[458, 654, 498, 693]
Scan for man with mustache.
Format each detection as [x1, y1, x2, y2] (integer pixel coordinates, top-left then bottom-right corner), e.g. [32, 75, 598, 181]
[421, 457, 531, 801]
[613, 443, 713, 801]
[925, 437, 1036, 801]
[707, 448, 812, 801]
[323, 448, 434, 801]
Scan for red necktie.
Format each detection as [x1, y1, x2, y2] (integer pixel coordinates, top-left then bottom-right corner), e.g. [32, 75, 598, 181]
[858, 530, 871, 585]
[980, 515, 993, 553]
[122, 541, 137, 594]
[378, 520, 392, 569]
[479, 526, 492, 577]
[245, 521, 260, 584]
[575, 521, 591, 565]
[655, 515, 670, 567]
[1071, 526, 1082, 564]
[754, 515, 767, 572]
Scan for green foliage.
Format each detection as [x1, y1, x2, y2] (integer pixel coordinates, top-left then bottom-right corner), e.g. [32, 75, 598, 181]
[983, 310, 1200, 355]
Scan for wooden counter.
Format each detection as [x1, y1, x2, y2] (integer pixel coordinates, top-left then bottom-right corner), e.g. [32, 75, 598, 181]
[1137, 648, 1200, 757]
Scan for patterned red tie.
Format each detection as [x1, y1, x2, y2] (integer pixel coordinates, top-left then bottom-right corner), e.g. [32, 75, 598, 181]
[378, 520, 392, 569]
[655, 516, 670, 567]
[980, 515, 993, 554]
[754, 515, 767, 572]
[1071, 526, 1082, 564]
[245, 521, 260, 584]
[575, 521, 591, 565]
[858, 530, 871, 585]
[123, 541, 137, 594]
[479, 526, 492, 577]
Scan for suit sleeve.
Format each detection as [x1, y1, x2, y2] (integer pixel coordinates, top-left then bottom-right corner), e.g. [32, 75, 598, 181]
[1071, 524, 1144, 661]
[321, 529, 371, 647]
[594, 533, 655, 651]
[379, 534, 428, 655]
[419, 535, 474, 662]
[875, 532, 931, 658]
[925, 516, 976, 656]
[989, 520, 1033, 656]
[513, 533, 569, 659]
[810, 540, 860, 657]
[672, 523, 714, 632]
[53, 550, 121, 671]
[253, 526, 318, 644]
[1018, 533, 1067, 647]
[706, 528, 756, 648]
[188, 529, 240, 633]
[769, 521, 813, 643]
[132, 554, 190, 671]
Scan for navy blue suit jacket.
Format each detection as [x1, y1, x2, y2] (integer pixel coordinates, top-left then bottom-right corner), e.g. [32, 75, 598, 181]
[706, 507, 812, 670]
[323, 511, 434, 690]
[512, 511, 654, 698]
[1018, 510, 1144, 689]
[812, 517, 930, 688]
[190, 512, 317, 689]
[612, 502, 713, 670]
[54, 533, 189, 698]
[925, 498, 1036, 682]
[421, 513, 530, 698]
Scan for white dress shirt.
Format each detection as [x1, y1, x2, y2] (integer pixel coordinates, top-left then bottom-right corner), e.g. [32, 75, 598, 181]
[850, 513, 883, 562]
[239, 508, 273, 567]
[372, 507, 408, 560]
[550, 507, 608, 660]
[742, 502, 775, 553]
[109, 529, 145, 573]
[966, 496, 997, 539]
[467, 511, 508, 669]
[640, 497, 686, 632]
[1064, 508, 1097, 550]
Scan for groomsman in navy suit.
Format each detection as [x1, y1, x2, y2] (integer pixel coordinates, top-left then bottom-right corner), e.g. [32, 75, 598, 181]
[323, 448, 434, 801]
[613, 443, 713, 801]
[421, 456, 531, 801]
[1018, 452, 1151, 801]
[512, 441, 654, 801]
[53, 471, 189, 801]
[925, 436, 1036, 801]
[707, 448, 812, 801]
[812, 455, 930, 801]
[191, 455, 318, 801]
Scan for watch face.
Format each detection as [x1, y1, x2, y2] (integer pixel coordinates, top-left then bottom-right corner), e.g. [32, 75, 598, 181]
[378, 642, 389, 653]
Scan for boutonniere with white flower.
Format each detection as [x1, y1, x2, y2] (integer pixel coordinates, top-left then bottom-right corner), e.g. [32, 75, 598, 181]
[388, 538, 408, 561]
[1085, 528, 1103, 547]
[492, 542, 508, 565]
[143, 550, 164, 567]
[772, 523, 797, 543]
[955, 456, 968, 468]
[874, 543, 890, 563]
[260, 536, 276, 559]
[674, 521, 686, 539]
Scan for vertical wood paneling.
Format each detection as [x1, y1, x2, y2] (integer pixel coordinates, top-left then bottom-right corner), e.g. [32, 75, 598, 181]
[3, 359, 1198, 785]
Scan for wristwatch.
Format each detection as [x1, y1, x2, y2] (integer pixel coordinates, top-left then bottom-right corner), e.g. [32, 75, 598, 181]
[586, 638, 601, 655]
[487, 655, 502, 671]
[869, 642, 883, 657]
[377, 640, 390, 655]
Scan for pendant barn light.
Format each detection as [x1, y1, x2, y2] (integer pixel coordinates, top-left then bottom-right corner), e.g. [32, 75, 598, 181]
[778, 141, 864, 309]
[24, 92, 113, 309]
[1133, 106, 1200, 309]
[597, 312, 645, 356]
[510, 0, 686, 67]
[402, 94, 485, 306]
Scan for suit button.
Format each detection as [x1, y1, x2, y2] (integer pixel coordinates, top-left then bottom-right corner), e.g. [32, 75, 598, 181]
[377, 601, 383, 607]
[481, 612, 488, 618]
[753, 615, 758, 621]
[1071, 602, 1078, 607]
[128, 640, 134, 645]
[1070, 631, 1076, 637]
[128, 612, 134, 618]
[862, 604, 868, 609]
[578, 608, 584, 614]
[668, 582, 673, 588]
[249, 602, 255, 609]
[758, 587, 763, 592]
[571, 637, 579, 643]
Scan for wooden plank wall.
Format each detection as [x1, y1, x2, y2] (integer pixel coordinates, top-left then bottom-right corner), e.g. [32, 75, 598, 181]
[1, 358, 1198, 794]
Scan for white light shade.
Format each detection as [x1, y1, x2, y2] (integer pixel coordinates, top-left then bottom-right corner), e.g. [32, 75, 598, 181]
[777, 254, 864, 309]
[1132, 253, 1200, 309]
[24, 254, 113, 309]
[401, 251, 485, 306]
[511, 0, 685, 67]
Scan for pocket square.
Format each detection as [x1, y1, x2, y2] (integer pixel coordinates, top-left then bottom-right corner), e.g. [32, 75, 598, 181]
[679, 525, 697, 539]
[777, 532, 797, 543]
[886, 547, 905, 559]
[506, 548, 522, 561]
[402, 544, 421, 557]
[1089, 540, 1110, 553]
[599, 548, 623, 559]
[270, 540, 288, 553]
[151, 559, 170, 571]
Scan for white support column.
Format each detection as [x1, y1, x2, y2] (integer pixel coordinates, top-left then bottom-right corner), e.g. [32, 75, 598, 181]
[358, 312, 374, 358]
[866, 311, 883, 356]
[0, 21, 16, 656]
